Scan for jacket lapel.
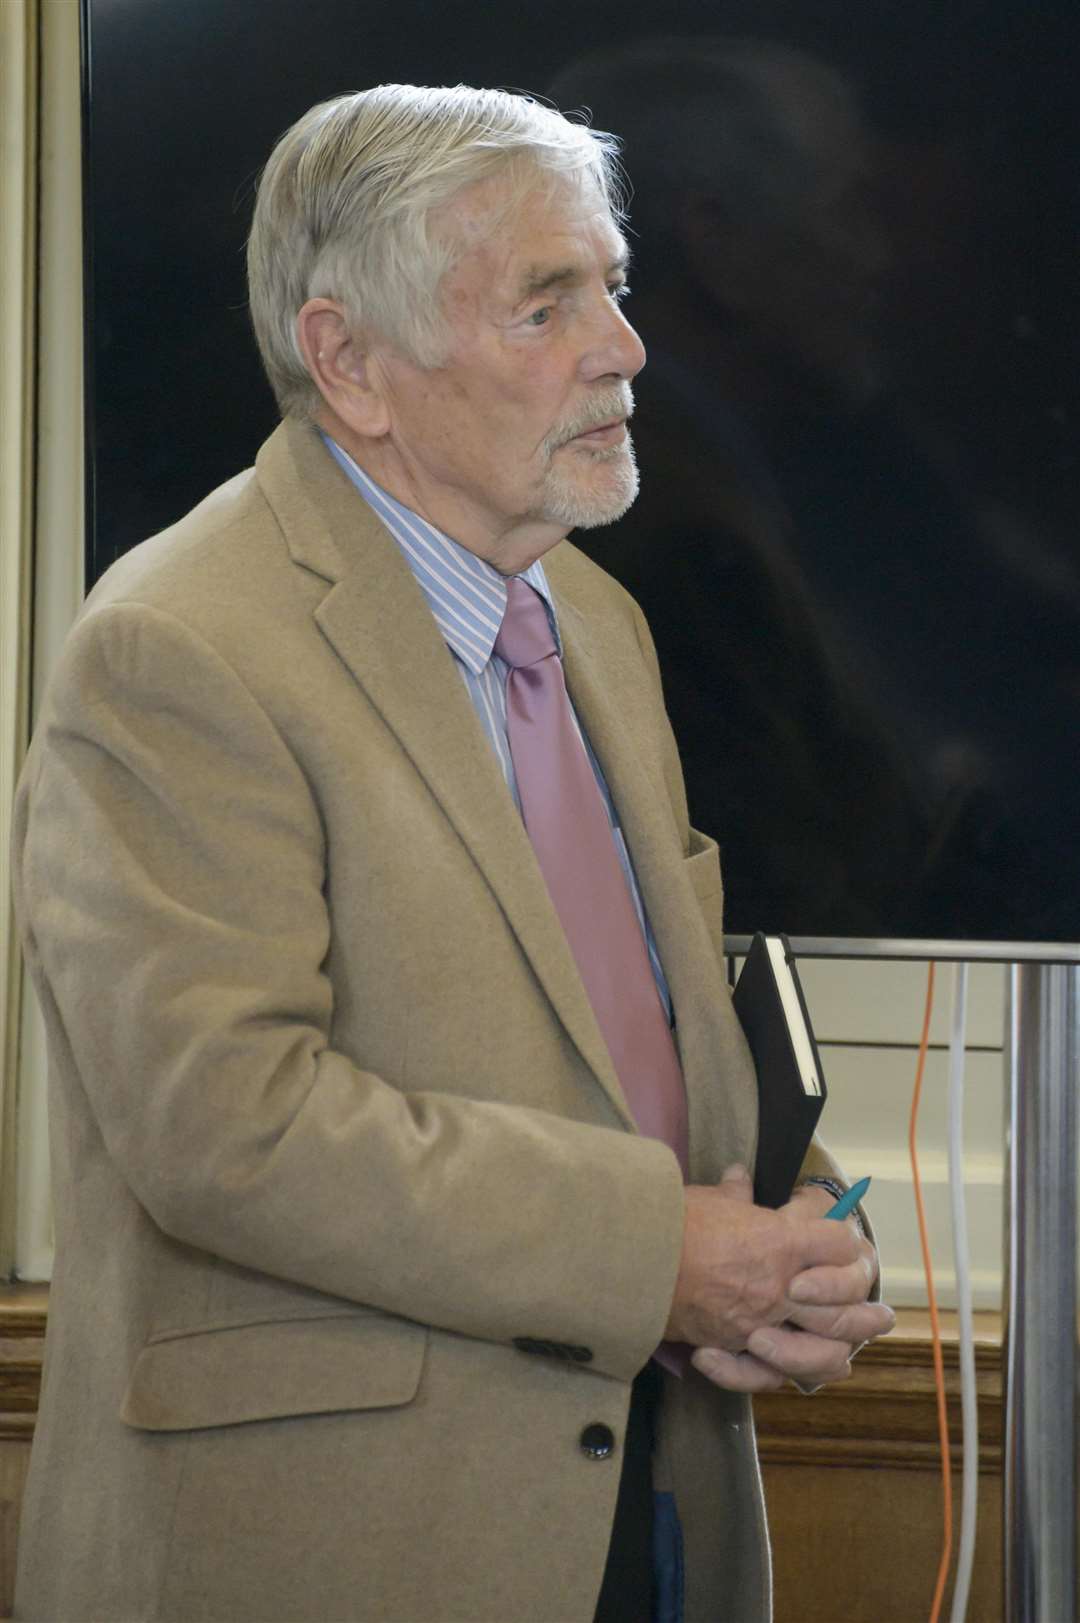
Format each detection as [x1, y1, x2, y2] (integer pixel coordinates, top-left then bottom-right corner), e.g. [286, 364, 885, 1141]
[255, 422, 634, 1129]
[553, 583, 734, 1176]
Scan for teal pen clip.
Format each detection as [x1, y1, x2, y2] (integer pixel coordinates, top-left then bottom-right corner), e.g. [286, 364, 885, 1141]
[825, 1175, 871, 1220]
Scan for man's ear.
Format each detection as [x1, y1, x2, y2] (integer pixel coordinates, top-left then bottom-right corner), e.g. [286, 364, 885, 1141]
[295, 298, 390, 438]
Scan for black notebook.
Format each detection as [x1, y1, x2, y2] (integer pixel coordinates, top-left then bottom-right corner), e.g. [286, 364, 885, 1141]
[732, 933, 826, 1209]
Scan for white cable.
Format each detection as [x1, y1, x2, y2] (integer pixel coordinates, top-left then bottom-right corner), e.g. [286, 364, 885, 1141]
[947, 962, 977, 1623]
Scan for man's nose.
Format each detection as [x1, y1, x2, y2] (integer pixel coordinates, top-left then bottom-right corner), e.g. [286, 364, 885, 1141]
[580, 302, 647, 384]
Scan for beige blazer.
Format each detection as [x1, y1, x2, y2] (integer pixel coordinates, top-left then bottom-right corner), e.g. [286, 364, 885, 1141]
[12, 420, 841, 1622]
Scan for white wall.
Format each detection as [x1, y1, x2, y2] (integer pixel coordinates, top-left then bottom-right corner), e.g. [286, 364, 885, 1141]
[801, 956, 1006, 1308]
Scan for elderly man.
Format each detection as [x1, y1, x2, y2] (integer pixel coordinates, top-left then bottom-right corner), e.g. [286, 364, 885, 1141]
[13, 85, 890, 1623]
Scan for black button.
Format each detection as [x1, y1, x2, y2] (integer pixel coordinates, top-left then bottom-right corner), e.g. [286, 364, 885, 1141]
[579, 1423, 616, 1460]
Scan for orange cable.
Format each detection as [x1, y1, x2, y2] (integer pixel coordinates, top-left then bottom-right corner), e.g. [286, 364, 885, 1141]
[908, 960, 952, 1623]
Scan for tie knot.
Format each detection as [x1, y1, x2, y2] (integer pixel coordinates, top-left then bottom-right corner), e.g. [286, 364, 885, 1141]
[494, 577, 557, 670]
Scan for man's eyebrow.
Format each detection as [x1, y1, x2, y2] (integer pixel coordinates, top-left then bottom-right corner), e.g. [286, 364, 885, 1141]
[514, 250, 632, 305]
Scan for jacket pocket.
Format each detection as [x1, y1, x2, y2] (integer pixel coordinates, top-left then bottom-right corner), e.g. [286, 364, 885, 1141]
[121, 1311, 426, 1432]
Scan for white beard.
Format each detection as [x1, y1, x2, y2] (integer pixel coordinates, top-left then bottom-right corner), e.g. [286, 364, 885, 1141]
[533, 382, 640, 530]
[536, 434, 640, 530]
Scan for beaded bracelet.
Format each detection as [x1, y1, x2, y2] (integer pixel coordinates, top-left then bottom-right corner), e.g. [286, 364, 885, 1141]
[799, 1175, 868, 1237]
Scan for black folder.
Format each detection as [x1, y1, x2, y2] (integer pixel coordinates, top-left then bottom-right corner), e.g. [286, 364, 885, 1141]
[732, 933, 826, 1209]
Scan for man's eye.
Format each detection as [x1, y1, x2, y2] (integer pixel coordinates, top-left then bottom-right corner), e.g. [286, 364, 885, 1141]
[608, 283, 630, 302]
[526, 306, 552, 327]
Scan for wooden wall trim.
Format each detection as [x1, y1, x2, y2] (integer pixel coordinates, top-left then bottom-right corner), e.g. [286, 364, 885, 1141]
[754, 1311, 1002, 1473]
[0, 1291, 1003, 1471]
[0, 1287, 46, 1442]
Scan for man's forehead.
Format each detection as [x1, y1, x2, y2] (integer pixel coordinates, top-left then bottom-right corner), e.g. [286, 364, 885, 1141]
[444, 174, 626, 292]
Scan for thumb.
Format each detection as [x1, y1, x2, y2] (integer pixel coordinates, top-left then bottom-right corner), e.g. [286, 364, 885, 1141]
[717, 1164, 753, 1202]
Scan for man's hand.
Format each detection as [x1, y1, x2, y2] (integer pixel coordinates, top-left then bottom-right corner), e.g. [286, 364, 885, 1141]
[665, 1166, 894, 1393]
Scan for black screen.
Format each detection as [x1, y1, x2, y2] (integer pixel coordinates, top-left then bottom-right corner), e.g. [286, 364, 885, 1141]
[82, 0, 1080, 946]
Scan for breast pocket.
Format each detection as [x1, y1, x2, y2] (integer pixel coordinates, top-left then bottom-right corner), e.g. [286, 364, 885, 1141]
[121, 1310, 427, 1432]
[684, 828, 725, 960]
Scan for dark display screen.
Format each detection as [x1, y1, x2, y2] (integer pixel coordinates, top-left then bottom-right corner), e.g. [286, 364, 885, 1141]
[82, 0, 1080, 947]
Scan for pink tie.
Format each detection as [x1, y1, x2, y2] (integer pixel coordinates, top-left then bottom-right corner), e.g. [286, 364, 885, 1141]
[496, 578, 689, 1177]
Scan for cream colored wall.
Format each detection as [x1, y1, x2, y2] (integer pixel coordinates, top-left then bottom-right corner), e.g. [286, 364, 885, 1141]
[0, 0, 1008, 1307]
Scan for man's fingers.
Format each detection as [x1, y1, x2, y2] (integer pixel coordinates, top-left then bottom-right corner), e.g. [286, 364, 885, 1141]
[787, 1246, 878, 1306]
[790, 1215, 862, 1274]
[691, 1346, 786, 1393]
[745, 1324, 853, 1384]
[786, 1300, 896, 1344]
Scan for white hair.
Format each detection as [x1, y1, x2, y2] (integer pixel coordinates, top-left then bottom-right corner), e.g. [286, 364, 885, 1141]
[246, 83, 626, 419]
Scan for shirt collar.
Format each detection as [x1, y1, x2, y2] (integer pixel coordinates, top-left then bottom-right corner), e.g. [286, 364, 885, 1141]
[322, 434, 559, 674]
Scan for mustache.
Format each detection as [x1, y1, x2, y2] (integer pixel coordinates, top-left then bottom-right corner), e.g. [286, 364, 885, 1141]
[544, 388, 635, 454]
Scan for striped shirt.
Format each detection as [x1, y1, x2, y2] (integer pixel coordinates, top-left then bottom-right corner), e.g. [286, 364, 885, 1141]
[323, 435, 672, 1018]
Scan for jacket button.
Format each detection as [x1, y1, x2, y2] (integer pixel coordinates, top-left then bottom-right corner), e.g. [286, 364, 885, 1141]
[513, 1337, 594, 1363]
[579, 1423, 616, 1460]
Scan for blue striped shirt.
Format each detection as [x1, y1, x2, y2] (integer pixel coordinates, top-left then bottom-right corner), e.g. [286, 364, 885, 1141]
[323, 435, 672, 1018]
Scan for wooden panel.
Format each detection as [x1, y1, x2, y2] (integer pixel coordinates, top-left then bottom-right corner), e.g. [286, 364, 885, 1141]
[0, 1290, 1003, 1622]
[0, 1284, 46, 1440]
[0, 1285, 45, 1618]
[756, 1309, 1003, 1623]
[0, 1441, 31, 1622]
[763, 1461, 1002, 1623]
